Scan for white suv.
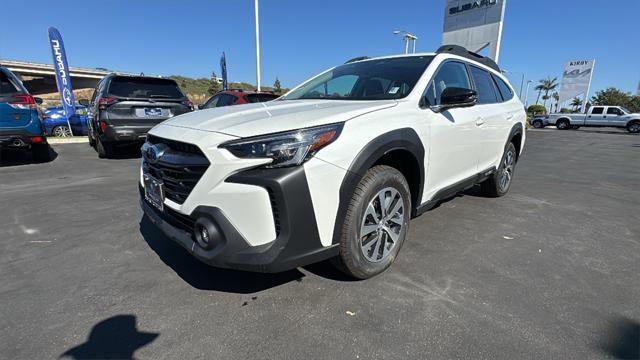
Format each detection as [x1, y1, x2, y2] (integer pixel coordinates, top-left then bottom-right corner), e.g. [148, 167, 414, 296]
[140, 45, 526, 279]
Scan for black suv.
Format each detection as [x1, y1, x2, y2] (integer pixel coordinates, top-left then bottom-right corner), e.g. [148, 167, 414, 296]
[81, 75, 193, 158]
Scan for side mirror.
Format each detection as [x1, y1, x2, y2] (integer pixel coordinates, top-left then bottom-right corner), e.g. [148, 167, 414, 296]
[198, 104, 206, 110]
[34, 97, 43, 105]
[78, 99, 90, 107]
[432, 87, 477, 112]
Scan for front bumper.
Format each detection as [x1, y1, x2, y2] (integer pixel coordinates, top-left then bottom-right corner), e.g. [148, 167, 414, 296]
[139, 165, 339, 272]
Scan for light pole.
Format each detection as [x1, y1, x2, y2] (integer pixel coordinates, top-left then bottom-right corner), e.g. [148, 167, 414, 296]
[524, 80, 532, 108]
[393, 30, 418, 54]
[254, 0, 261, 91]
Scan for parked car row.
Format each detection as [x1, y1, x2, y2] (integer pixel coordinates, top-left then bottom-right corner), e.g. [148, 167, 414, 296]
[529, 106, 640, 133]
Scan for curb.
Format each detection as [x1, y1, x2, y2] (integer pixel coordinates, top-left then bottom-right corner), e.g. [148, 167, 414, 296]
[47, 137, 89, 144]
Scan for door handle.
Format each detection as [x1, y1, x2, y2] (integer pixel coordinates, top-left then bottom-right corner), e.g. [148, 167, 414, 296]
[506, 113, 514, 120]
[475, 117, 485, 126]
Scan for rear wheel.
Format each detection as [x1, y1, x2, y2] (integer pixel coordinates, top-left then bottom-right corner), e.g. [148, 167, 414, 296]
[52, 125, 71, 137]
[96, 138, 114, 158]
[557, 119, 570, 130]
[532, 120, 544, 128]
[333, 165, 411, 279]
[480, 142, 517, 198]
[627, 121, 640, 133]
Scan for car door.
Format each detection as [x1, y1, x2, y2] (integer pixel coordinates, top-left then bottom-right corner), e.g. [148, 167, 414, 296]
[423, 60, 482, 196]
[606, 106, 626, 127]
[586, 106, 604, 125]
[468, 65, 510, 171]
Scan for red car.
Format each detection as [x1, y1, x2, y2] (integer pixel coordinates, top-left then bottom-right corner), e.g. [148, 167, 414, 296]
[199, 89, 279, 109]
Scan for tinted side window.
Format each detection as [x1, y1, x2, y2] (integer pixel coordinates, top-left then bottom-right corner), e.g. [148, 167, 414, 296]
[606, 107, 622, 115]
[426, 61, 471, 106]
[217, 94, 237, 107]
[203, 95, 220, 109]
[492, 74, 513, 101]
[245, 94, 279, 103]
[0, 70, 22, 94]
[591, 107, 604, 114]
[470, 66, 499, 104]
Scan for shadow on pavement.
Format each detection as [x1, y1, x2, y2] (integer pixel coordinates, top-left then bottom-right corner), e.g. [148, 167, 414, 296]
[139, 216, 305, 293]
[0, 146, 58, 167]
[60, 315, 158, 360]
[599, 316, 640, 359]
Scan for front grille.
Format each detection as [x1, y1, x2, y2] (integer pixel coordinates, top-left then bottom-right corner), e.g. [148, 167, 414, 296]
[143, 136, 209, 204]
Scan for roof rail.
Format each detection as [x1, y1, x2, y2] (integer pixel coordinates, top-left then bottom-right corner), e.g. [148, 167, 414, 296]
[345, 56, 370, 64]
[436, 44, 500, 72]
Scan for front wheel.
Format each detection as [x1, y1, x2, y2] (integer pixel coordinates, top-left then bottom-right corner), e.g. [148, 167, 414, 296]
[480, 142, 517, 197]
[627, 121, 640, 133]
[333, 165, 411, 279]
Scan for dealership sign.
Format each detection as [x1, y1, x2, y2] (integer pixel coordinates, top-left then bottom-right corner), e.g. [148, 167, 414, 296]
[442, 0, 506, 62]
[558, 59, 595, 113]
[48, 26, 76, 135]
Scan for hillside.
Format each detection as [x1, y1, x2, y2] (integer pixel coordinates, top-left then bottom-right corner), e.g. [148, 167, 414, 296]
[168, 75, 289, 104]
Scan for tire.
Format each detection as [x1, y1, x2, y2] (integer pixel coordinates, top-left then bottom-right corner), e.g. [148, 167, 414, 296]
[556, 119, 570, 130]
[627, 121, 640, 133]
[96, 138, 114, 158]
[88, 130, 96, 147]
[52, 125, 71, 137]
[532, 120, 544, 129]
[332, 165, 411, 279]
[480, 142, 517, 198]
[31, 143, 51, 162]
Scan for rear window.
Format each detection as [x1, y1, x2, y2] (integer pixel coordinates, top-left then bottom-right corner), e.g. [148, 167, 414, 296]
[469, 66, 499, 104]
[245, 93, 279, 103]
[492, 74, 513, 101]
[0, 70, 22, 95]
[108, 77, 185, 99]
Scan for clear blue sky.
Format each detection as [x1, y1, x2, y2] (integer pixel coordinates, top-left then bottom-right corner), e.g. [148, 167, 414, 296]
[1, 0, 639, 104]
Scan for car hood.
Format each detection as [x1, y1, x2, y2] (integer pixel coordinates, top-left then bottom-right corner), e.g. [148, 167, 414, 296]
[160, 99, 397, 137]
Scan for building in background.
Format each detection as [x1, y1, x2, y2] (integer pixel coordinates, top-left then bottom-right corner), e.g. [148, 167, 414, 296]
[442, 0, 507, 62]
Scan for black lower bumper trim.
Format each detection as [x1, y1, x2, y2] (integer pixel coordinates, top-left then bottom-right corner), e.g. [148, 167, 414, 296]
[139, 173, 338, 273]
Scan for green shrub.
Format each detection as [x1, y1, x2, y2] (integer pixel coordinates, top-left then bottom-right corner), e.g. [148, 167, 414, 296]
[527, 104, 546, 115]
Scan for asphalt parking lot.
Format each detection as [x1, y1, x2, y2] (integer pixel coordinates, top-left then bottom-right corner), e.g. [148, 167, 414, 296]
[1, 129, 639, 359]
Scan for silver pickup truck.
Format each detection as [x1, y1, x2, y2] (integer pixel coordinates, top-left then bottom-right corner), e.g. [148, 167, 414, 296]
[531, 106, 640, 133]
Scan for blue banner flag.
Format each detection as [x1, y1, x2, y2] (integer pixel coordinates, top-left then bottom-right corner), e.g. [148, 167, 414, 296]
[48, 26, 76, 135]
[220, 52, 228, 90]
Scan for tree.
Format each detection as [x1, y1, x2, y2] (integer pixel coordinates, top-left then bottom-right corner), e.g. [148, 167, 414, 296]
[273, 77, 282, 94]
[552, 92, 559, 113]
[570, 97, 583, 111]
[535, 84, 544, 105]
[591, 87, 631, 107]
[536, 76, 558, 109]
[527, 104, 546, 115]
[207, 71, 222, 95]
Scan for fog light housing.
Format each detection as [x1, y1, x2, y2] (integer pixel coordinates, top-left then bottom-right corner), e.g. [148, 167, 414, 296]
[193, 217, 222, 250]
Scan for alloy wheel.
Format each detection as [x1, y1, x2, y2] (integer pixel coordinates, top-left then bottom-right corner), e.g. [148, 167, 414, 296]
[53, 126, 71, 137]
[499, 149, 516, 192]
[359, 187, 404, 262]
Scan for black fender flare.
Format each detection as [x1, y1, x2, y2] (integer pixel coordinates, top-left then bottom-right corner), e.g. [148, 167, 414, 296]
[505, 122, 524, 158]
[331, 128, 425, 245]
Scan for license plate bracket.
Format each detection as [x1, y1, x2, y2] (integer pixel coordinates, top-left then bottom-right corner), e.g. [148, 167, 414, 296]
[143, 173, 165, 211]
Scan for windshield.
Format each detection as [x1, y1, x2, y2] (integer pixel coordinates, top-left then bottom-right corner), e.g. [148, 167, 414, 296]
[620, 106, 631, 114]
[282, 56, 433, 101]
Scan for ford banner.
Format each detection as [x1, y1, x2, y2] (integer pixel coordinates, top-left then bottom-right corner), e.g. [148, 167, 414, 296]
[48, 26, 76, 135]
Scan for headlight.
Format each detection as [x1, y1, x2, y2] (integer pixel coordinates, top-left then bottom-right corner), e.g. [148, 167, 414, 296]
[219, 123, 343, 168]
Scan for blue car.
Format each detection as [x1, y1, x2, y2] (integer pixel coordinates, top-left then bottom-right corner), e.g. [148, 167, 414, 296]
[43, 105, 88, 137]
[0, 66, 50, 161]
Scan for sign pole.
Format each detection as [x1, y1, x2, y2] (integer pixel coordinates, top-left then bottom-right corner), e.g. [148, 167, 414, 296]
[582, 59, 595, 113]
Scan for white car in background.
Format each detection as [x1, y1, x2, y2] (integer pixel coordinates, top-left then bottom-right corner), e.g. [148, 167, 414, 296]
[139, 45, 526, 279]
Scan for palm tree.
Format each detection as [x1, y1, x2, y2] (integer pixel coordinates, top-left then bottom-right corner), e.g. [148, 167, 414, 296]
[570, 97, 583, 111]
[535, 84, 545, 104]
[538, 76, 558, 109]
[552, 92, 559, 112]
